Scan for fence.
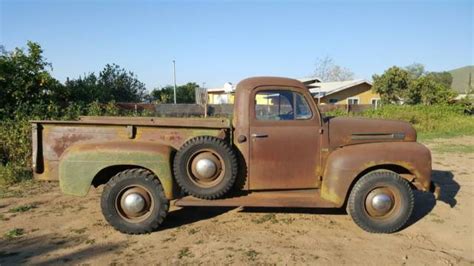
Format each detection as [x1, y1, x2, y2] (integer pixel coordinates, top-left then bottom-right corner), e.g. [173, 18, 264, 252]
[115, 103, 374, 117]
[317, 104, 374, 113]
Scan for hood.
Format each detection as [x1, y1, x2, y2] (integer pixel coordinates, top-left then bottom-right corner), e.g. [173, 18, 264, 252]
[326, 117, 417, 149]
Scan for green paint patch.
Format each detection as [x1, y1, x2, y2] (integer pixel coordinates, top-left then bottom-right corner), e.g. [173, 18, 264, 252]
[433, 144, 474, 154]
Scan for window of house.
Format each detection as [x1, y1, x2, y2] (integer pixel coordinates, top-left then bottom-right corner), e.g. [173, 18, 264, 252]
[255, 90, 312, 120]
[329, 99, 338, 104]
[371, 98, 381, 108]
[347, 97, 359, 105]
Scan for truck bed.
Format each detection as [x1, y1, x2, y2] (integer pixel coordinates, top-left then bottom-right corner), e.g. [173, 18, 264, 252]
[31, 116, 231, 182]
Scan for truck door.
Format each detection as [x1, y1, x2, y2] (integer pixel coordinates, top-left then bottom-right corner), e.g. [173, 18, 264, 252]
[249, 88, 321, 190]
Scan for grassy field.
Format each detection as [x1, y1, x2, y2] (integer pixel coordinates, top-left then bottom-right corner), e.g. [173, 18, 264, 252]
[325, 104, 474, 140]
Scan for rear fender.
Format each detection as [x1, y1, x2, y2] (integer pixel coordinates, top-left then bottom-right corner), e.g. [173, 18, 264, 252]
[321, 142, 432, 207]
[59, 141, 175, 199]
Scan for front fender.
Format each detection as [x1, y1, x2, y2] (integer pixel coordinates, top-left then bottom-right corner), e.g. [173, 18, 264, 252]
[59, 141, 175, 199]
[321, 142, 432, 207]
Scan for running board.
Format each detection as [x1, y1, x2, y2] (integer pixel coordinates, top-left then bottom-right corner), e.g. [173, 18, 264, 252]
[174, 189, 338, 208]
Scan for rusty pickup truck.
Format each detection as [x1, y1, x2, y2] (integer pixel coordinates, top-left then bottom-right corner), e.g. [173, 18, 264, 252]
[31, 77, 439, 234]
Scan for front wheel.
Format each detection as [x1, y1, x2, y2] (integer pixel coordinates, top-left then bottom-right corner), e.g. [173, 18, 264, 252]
[347, 170, 414, 233]
[101, 168, 169, 234]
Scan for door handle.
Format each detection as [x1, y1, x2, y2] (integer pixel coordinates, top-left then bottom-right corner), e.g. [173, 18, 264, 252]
[251, 133, 269, 139]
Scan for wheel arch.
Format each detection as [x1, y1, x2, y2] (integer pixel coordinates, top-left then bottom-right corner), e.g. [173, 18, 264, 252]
[321, 142, 432, 207]
[341, 164, 415, 208]
[58, 140, 177, 199]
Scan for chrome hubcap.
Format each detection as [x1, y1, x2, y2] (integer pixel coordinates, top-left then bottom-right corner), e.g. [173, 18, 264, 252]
[371, 194, 393, 213]
[122, 193, 146, 215]
[195, 158, 217, 179]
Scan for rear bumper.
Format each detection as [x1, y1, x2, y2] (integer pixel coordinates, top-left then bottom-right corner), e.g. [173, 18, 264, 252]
[430, 181, 441, 200]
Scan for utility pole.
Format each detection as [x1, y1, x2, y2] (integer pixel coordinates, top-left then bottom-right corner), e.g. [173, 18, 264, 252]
[173, 60, 177, 104]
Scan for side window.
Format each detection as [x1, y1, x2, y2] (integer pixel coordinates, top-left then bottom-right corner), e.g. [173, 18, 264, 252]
[255, 90, 312, 121]
[295, 93, 312, 120]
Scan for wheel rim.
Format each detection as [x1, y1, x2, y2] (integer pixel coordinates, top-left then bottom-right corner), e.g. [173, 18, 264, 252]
[364, 187, 400, 218]
[116, 185, 154, 223]
[187, 149, 225, 188]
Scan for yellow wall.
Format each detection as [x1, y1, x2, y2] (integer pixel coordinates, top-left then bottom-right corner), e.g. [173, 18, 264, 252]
[208, 93, 235, 104]
[320, 83, 380, 105]
[208, 93, 269, 105]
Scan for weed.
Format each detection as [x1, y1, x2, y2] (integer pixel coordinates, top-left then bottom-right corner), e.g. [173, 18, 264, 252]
[178, 247, 193, 259]
[0, 214, 9, 221]
[85, 239, 96, 245]
[188, 228, 200, 235]
[280, 217, 295, 224]
[8, 203, 37, 213]
[4, 228, 24, 239]
[162, 237, 176, 243]
[71, 227, 87, 234]
[251, 213, 278, 224]
[244, 249, 260, 261]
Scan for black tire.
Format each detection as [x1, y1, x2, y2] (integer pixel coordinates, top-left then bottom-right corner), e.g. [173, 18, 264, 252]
[173, 136, 238, 199]
[101, 168, 169, 234]
[347, 170, 414, 233]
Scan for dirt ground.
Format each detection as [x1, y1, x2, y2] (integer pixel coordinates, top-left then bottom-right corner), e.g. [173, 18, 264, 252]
[1, 136, 473, 265]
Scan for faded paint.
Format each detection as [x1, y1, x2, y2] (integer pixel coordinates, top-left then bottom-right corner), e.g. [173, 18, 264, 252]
[59, 141, 175, 198]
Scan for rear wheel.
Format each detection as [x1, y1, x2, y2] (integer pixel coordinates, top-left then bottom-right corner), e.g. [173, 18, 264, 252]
[101, 168, 169, 234]
[347, 170, 414, 233]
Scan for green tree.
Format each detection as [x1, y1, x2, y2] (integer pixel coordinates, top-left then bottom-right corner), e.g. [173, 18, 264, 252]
[407, 76, 456, 105]
[425, 71, 453, 88]
[0, 41, 62, 119]
[405, 63, 425, 79]
[372, 66, 410, 104]
[150, 82, 198, 104]
[63, 64, 147, 105]
[98, 64, 146, 102]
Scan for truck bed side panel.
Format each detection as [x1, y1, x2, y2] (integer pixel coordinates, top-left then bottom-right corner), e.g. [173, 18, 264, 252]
[32, 122, 227, 182]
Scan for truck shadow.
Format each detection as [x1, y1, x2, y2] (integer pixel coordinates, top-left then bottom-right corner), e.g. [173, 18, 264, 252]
[160, 206, 235, 230]
[404, 169, 459, 228]
[0, 234, 122, 265]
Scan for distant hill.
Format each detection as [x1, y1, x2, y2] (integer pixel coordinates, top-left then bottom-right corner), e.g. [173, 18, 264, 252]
[449, 66, 473, 94]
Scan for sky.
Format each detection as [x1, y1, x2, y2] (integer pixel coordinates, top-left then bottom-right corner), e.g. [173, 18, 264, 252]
[1, 0, 473, 90]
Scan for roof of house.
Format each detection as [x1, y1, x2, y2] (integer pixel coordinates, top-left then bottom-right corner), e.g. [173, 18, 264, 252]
[307, 79, 372, 98]
[297, 76, 322, 84]
[206, 78, 371, 98]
